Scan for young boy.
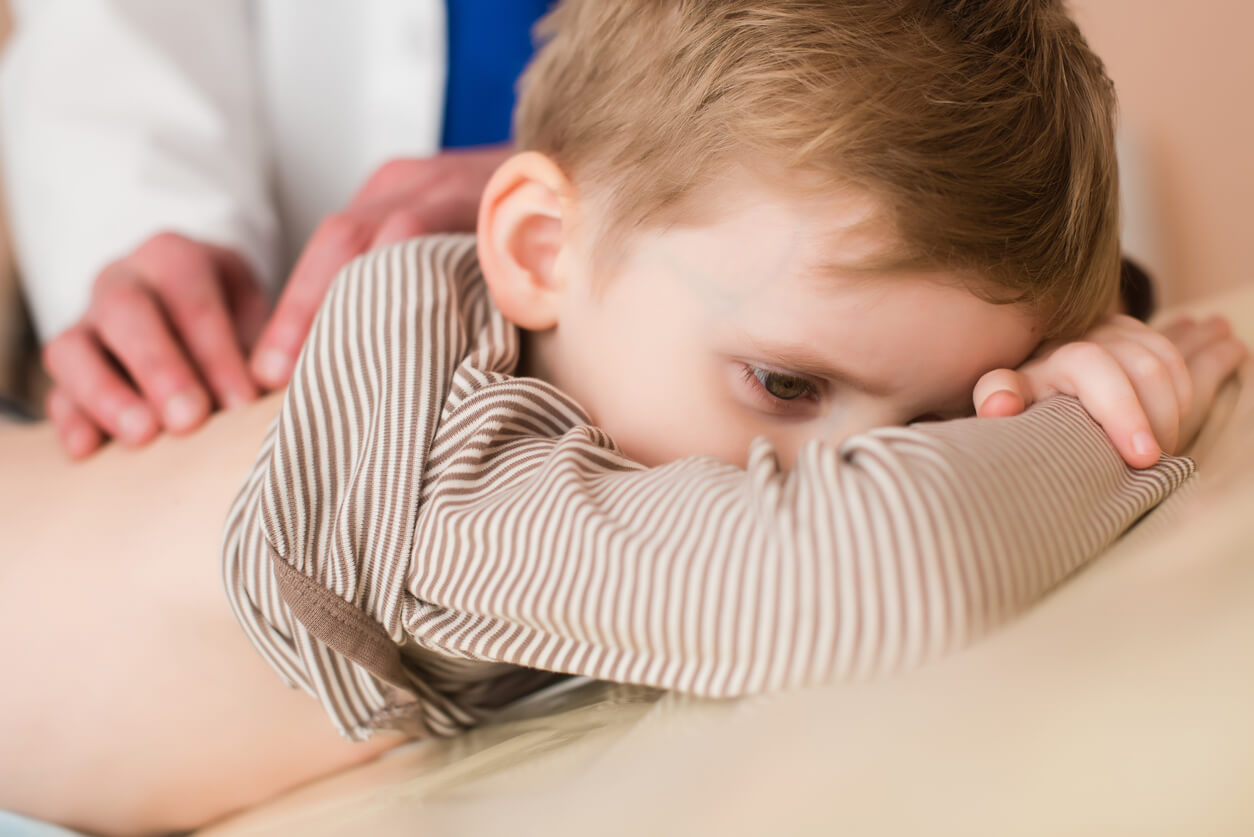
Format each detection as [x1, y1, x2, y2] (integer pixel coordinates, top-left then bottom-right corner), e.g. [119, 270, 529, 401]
[221, 0, 1228, 746]
[3, 0, 1246, 833]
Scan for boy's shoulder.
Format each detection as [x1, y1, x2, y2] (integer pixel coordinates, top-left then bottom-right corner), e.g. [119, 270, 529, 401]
[328, 232, 501, 330]
[320, 232, 517, 376]
[338, 232, 483, 295]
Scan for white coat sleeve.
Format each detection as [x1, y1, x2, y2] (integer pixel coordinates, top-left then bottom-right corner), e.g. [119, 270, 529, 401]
[0, 0, 281, 339]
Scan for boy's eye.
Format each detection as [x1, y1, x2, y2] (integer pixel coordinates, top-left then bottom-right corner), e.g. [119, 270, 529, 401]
[747, 367, 816, 401]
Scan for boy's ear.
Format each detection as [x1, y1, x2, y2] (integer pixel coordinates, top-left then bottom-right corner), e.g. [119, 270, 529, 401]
[476, 151, 573, 331]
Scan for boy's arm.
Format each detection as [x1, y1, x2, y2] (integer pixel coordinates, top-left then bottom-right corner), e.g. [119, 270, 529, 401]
[394, 386, 1190, 692]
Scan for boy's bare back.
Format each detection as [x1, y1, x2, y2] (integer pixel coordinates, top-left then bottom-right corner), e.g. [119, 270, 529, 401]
[0, 397, 398, 834]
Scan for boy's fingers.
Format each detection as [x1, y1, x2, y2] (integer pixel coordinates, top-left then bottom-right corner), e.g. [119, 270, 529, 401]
[1187, 336, 1249, 403]
[1156, 316, 1195, 345]
[1124, 329, 1192, 424]
[1167, 314, 1231, 358]
[1104, 341, 1181, 455]
[91, 276, 212, 435]
[1055, 344, 1160, 469]
[45, 387, 104, 459]
[1178, 337, 1248, 451]
[972, 368, 1029, 417]
[42, 327, 158, 446]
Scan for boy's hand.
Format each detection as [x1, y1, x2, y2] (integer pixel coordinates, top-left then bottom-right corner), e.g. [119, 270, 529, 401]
[972, 314, 1248, 469]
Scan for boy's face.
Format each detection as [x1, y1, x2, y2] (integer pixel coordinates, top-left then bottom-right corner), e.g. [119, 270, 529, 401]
[517, 172, 1040, 469]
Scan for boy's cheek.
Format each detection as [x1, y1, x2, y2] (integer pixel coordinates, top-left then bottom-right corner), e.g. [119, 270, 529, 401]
[597, 382, 745, 468]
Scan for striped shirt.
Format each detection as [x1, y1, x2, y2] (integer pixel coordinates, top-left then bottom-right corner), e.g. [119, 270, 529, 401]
[221, 234, 1195, 741]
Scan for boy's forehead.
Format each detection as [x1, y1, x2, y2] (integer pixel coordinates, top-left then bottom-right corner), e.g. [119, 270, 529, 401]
[718, 171, 909, 273]
[660, 176, 918, 295]
[617, 171, 968, 321]
[633, 187, 1024, 339]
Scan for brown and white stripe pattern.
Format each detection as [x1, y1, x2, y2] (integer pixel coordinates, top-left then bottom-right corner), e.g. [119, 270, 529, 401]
[221, 234, 1195, 741]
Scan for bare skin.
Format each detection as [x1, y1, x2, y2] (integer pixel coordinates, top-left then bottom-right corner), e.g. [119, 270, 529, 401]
[0, 394, 398, 837]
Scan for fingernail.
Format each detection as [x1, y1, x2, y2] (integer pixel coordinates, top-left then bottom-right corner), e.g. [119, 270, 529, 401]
[66, 427, 96, 457]
[118, 405, 156, 441]
[163, 391, 208, 431]
[1132, 431, 1158, 458]
[254, 349, 292, 386]
[979, 389, 1020, 416]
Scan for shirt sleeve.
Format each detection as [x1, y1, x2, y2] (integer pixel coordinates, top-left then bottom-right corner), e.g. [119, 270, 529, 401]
[222, 236, 1195, 740]
[396, 387, 1191, 697]
[0, 0, 280, 339]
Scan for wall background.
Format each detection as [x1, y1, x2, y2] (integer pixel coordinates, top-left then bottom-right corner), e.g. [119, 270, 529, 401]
[1070, 0, 1253, 304]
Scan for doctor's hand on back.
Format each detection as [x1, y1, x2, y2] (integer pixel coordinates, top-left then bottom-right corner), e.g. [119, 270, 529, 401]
[42, 146, 511, 459]
[3, 0, 549, 459]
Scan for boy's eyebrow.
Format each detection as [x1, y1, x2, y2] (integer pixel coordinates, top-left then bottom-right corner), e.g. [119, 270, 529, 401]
[747, 339, 898, 397]
[811, 251, 934, 285]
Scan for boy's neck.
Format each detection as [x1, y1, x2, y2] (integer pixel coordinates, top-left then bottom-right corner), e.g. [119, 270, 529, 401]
[515, 326, 554, 384]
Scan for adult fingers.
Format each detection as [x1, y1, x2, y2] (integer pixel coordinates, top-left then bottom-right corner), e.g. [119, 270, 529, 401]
[972, 368, 1030, 417]
[251, 211, 376, 389]
[146, 251, 259, 410]
[90, 267, 212, 434]
[45, 387, 104, 459]
[42, 326, 158, 446]
[350, 149, 507, 232]
[349, 157, 424, 207]
[1052, 342, 1160, 469]
[368, 211, 428, 250]
[206, 244, 272, 354]
[1103, 340, 1181, 455]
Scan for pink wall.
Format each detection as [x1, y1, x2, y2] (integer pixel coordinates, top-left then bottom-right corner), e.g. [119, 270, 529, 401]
[1070, 0, 1254, 303]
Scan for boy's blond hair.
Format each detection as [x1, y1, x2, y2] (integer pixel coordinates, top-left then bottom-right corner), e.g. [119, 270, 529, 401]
[515, 0, 1120, 338]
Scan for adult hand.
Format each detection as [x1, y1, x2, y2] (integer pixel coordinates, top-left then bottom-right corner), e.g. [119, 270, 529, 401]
[250, 145, 511, 389]
[43, 233, 269, 459]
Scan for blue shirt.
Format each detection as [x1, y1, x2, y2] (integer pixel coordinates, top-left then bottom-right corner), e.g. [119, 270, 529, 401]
[441, 0, 551, 148]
